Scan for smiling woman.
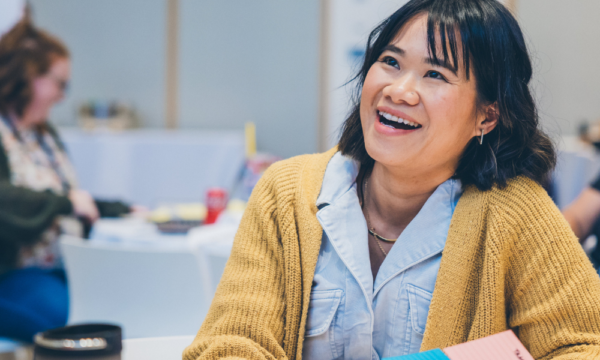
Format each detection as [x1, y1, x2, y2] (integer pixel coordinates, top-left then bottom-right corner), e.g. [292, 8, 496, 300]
[183, 1, 600, 359]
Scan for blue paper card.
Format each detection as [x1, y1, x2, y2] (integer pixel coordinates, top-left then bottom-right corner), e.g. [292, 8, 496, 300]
[383, 348, 450, 360]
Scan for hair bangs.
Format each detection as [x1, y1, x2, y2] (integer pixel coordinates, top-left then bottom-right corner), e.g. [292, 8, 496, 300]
[426, 4, 471, 79]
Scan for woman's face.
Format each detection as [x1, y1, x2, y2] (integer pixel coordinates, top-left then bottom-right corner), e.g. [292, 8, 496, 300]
[23, 57, 70, 125]
[360, 13, 492, 179]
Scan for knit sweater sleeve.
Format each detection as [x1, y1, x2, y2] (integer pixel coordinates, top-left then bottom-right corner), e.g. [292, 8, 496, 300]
[496, 179, 600, 359]
[183, 162, 293, 360]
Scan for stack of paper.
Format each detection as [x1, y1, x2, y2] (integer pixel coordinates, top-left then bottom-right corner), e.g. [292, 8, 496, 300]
[443, 330, 534, 360]
[383, 330, 534, 360]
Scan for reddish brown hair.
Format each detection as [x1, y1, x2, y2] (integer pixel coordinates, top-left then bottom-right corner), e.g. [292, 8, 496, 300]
[0, 13, 69, 118]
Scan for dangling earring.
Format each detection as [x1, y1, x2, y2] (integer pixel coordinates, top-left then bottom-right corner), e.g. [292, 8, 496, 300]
[479, 129, 484, 145]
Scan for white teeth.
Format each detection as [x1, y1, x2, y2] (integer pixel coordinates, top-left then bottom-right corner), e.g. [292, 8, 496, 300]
[379, 111, 419, 128]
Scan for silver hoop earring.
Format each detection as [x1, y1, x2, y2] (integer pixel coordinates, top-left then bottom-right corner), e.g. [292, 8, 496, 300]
[479, 129, 484, 145]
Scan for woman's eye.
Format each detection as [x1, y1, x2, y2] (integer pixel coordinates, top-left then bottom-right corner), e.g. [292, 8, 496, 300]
[426, 70, 445, 80]
[380, 56, 399, 68]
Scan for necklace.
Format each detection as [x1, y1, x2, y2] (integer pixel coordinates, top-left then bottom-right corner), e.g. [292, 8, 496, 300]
[362, 178, 396, 256]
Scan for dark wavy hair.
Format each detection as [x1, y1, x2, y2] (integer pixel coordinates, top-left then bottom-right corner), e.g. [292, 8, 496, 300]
[0, 12, 69, 119]
[338, 0, 556, 191]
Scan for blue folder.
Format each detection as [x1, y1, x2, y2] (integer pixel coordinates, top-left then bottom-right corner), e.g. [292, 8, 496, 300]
[383, 348, 450, 360]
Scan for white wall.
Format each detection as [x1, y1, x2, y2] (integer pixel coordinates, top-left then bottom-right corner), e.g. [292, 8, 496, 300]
[0, 0, 25, 36]
[29, 0, 320, 158]
[518, 0, 600, 139]
[179, 0, 320, 158]
[30, 0, 167, 128]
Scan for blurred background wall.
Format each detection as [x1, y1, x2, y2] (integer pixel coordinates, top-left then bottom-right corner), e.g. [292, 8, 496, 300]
[25, 0, 600, 157]
[30, 0, 320, 159]
[30, 0, 167, 128]
[518, 0, 600, 141]
[178, 0, 319, 158]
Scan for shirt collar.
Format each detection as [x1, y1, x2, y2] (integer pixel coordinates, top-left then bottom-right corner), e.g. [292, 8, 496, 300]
[316, 151, 463, 294]
[374, 177, 461, 292]
[316, 152, 461, 211]
[316, 152, 359, 208]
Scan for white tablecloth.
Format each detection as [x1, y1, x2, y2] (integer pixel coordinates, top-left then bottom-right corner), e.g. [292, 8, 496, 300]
[90, 217, 237, 247]
[122, 335, 195, 360]
[89, 217, 236, 293]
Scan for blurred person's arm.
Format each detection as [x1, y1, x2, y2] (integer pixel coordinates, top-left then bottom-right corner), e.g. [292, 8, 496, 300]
[0, 135, 98, 240]
[95, 199, 131, 218]
[0, 129, 74, 242]
[0, 181, 73, 244]
[45, 123, 130, 219]
[563, 186, 600, 242]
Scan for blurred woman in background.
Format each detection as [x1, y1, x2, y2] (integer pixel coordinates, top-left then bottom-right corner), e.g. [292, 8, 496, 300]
[0, 15, 131, 342]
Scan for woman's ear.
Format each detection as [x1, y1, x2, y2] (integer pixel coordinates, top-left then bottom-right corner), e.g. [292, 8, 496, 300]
[479, 102, 499, 136]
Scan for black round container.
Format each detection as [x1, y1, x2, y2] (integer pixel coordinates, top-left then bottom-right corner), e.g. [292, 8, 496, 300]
[34, 324, 122, 359]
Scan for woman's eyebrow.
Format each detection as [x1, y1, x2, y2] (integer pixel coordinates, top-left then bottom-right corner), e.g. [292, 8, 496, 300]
[423, 57, 458, 75]
[381, 44, 405, 56]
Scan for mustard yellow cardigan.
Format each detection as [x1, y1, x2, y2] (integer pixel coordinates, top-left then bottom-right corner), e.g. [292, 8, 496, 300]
[184, 148, 600, 360]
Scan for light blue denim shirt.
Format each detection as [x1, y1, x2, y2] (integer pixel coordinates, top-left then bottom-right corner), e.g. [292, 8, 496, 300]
[302, 152, 462, 360]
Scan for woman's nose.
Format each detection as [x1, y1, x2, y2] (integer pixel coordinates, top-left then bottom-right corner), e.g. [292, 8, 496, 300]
[382, 75, 419, 106]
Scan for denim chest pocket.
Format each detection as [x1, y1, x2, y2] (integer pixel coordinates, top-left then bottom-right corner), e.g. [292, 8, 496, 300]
[303, 289, 344, 360]
[305, 289, 343, 336]
[407, 284, 433, 336]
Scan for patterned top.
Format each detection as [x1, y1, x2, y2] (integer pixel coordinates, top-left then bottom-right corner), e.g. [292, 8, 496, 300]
[0, 117, 81, 269]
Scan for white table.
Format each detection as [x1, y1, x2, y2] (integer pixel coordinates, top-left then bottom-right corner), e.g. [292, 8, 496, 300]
[62, 218, 237, 339]
[122, 335, 195, 360]
[0, 336, 195, 360]
[89, 217, 237, 293]
[90, 216, 236, 248]
[90, 218, 189, 246]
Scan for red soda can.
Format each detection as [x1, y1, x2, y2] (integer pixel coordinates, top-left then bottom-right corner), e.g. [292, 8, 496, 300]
[205, 188, 228, 224]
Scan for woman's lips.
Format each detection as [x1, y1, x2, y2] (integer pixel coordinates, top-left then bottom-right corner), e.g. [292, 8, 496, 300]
[377, 106, 420, 126]
[374, 113, 421, 136]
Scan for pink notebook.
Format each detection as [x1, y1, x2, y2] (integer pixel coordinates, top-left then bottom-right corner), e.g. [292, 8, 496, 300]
[443, 330, 534, 360]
